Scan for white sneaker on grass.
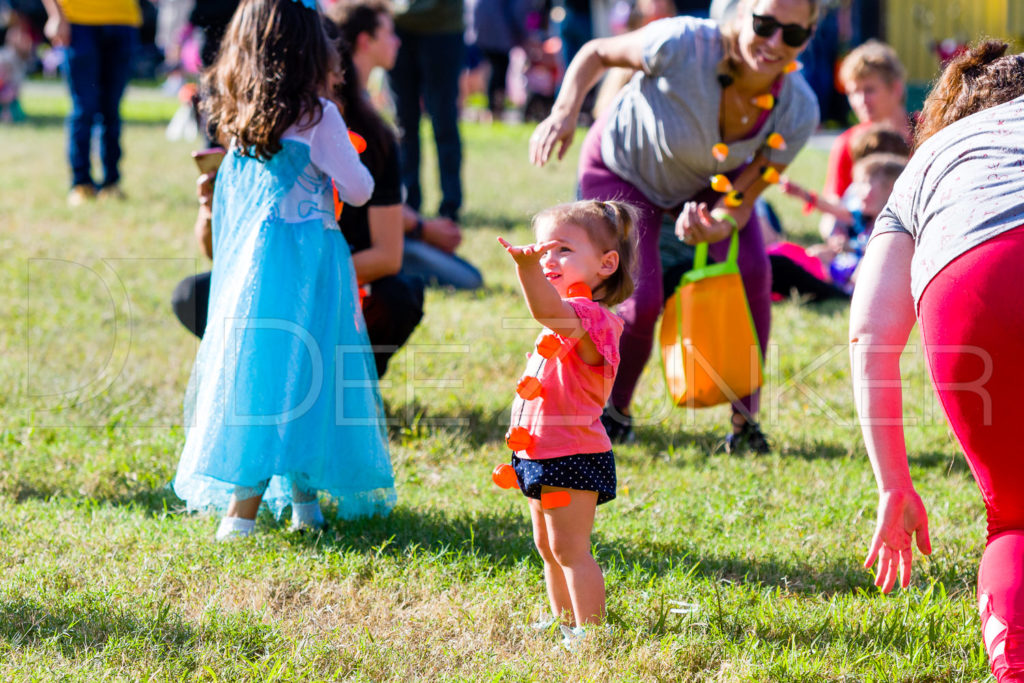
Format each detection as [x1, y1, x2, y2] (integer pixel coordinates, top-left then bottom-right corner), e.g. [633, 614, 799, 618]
[216, 516, 255, 541]
[528, 615, 559, 631]
[289, 500, 325, 532]
[559, 625, 586, 651]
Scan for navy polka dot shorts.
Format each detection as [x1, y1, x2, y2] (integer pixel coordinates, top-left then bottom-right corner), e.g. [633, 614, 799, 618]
[512, 451, 616, 505]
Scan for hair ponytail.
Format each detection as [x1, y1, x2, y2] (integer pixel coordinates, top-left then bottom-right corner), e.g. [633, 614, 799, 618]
[598, 201, 638, 307]
[914, 40, 1024, 151]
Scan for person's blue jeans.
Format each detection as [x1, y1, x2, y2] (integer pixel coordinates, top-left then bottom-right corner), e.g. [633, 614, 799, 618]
[401, 238, 483, 290]
[63, 23, 138, 188]
[558, 9, 591, 74]
[389, 30, 463, 221]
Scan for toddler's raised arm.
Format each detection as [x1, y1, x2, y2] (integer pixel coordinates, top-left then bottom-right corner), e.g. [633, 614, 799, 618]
[497, 237, 601, 365]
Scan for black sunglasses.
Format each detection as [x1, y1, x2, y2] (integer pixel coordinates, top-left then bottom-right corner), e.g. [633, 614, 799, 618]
[751, 14, 813, 48]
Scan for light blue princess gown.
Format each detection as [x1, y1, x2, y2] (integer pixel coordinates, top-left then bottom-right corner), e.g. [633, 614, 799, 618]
[174, 100, 396, 519]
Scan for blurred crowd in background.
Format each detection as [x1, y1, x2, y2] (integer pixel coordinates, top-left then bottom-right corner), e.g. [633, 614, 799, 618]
[0, 0, 913, 127]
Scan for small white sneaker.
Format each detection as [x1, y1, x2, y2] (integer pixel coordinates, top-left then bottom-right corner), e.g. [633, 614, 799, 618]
[216, 516, 255, 541]
[289, 500, 325, 532]
[528, 615, 558, 631]
[559, 625, 586, 651]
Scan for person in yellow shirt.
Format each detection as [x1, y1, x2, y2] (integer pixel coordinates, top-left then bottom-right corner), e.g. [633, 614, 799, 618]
[41, 0, 141, 205]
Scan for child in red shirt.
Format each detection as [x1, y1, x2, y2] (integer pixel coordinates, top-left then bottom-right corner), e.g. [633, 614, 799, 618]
[497, 200, 637, 643]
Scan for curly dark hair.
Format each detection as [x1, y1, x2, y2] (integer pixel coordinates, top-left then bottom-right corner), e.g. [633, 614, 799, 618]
[202, 0, 335, 160]
[914, 40, 1024, 151]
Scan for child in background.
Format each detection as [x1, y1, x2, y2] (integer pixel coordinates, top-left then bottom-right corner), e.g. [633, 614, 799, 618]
[825, 40, 911, 201]
[818, 123, 910, 241]
[847, 123, 911, 168]
[769, 151, 906, 300]
[497, 200, 637, 646]
[817, 152, 906, 291]
[0, 10, 31, 123]
[821, 40, 911, 240]
[174, 0, 396, 541]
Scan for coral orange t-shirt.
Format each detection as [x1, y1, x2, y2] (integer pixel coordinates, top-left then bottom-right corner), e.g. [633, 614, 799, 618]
[508, 298, 623, 460]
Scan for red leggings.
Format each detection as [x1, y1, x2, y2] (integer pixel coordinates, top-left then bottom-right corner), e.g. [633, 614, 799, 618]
[918, 225, 1024, 682]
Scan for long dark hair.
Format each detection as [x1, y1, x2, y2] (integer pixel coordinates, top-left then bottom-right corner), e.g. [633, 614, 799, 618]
[914, 40, 1024, 151]
[324, 13, 395, 177]
[202, 0, 334, 160]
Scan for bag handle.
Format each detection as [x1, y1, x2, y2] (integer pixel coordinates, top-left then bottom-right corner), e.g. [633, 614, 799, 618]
[682, 230, 740, 285]
[693, 229, 739, 269]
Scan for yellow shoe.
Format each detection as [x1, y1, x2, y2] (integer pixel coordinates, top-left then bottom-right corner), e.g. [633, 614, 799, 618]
[67, 184, 96, 207]
[97, 184, 126, 201]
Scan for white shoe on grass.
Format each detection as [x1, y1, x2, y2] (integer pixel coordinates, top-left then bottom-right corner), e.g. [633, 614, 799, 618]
[289, 500, 325, 532]
[528, 615, 559, 631]
[559, 625, 586, 651]
[216, 516, 255, 541]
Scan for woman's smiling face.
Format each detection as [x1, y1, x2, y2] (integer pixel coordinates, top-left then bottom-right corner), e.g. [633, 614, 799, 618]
[737, 0, 815, 77]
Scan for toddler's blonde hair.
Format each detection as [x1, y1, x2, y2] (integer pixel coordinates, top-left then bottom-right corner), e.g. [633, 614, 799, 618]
[532, 200, 639, 307]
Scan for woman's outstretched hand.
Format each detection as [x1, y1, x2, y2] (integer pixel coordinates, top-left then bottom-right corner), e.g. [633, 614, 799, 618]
[675, 201, 735, 245]
[497, 237, 559, 266]
[864, 488, 932, 593]
[529, 111, 577, 167]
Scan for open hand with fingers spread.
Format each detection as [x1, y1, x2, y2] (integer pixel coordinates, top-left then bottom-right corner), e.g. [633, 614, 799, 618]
[675, 201, 736, 245]
[528, 111, 577, 167]
[864, 488, 932, 593]
[497, 236, 560, 267]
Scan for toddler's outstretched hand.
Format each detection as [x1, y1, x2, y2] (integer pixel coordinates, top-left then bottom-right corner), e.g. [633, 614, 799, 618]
[497, 237, 559, 267]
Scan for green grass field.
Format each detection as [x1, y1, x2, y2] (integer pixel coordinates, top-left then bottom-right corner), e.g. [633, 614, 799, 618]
[0, 87, 991, 681]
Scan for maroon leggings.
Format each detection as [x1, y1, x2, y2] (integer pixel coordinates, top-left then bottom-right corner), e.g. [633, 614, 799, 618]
[577, 118, 771, 418]
[918, 225, 1024, 682]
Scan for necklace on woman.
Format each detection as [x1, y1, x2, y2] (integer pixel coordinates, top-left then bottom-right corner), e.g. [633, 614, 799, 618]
[709, 64, 797, 209]
[728, 87, 775, 125]
[722, 82, 752, 125]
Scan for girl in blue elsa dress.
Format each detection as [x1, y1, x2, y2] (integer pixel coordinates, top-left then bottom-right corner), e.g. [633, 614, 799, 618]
[174, 0, 396, 540]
